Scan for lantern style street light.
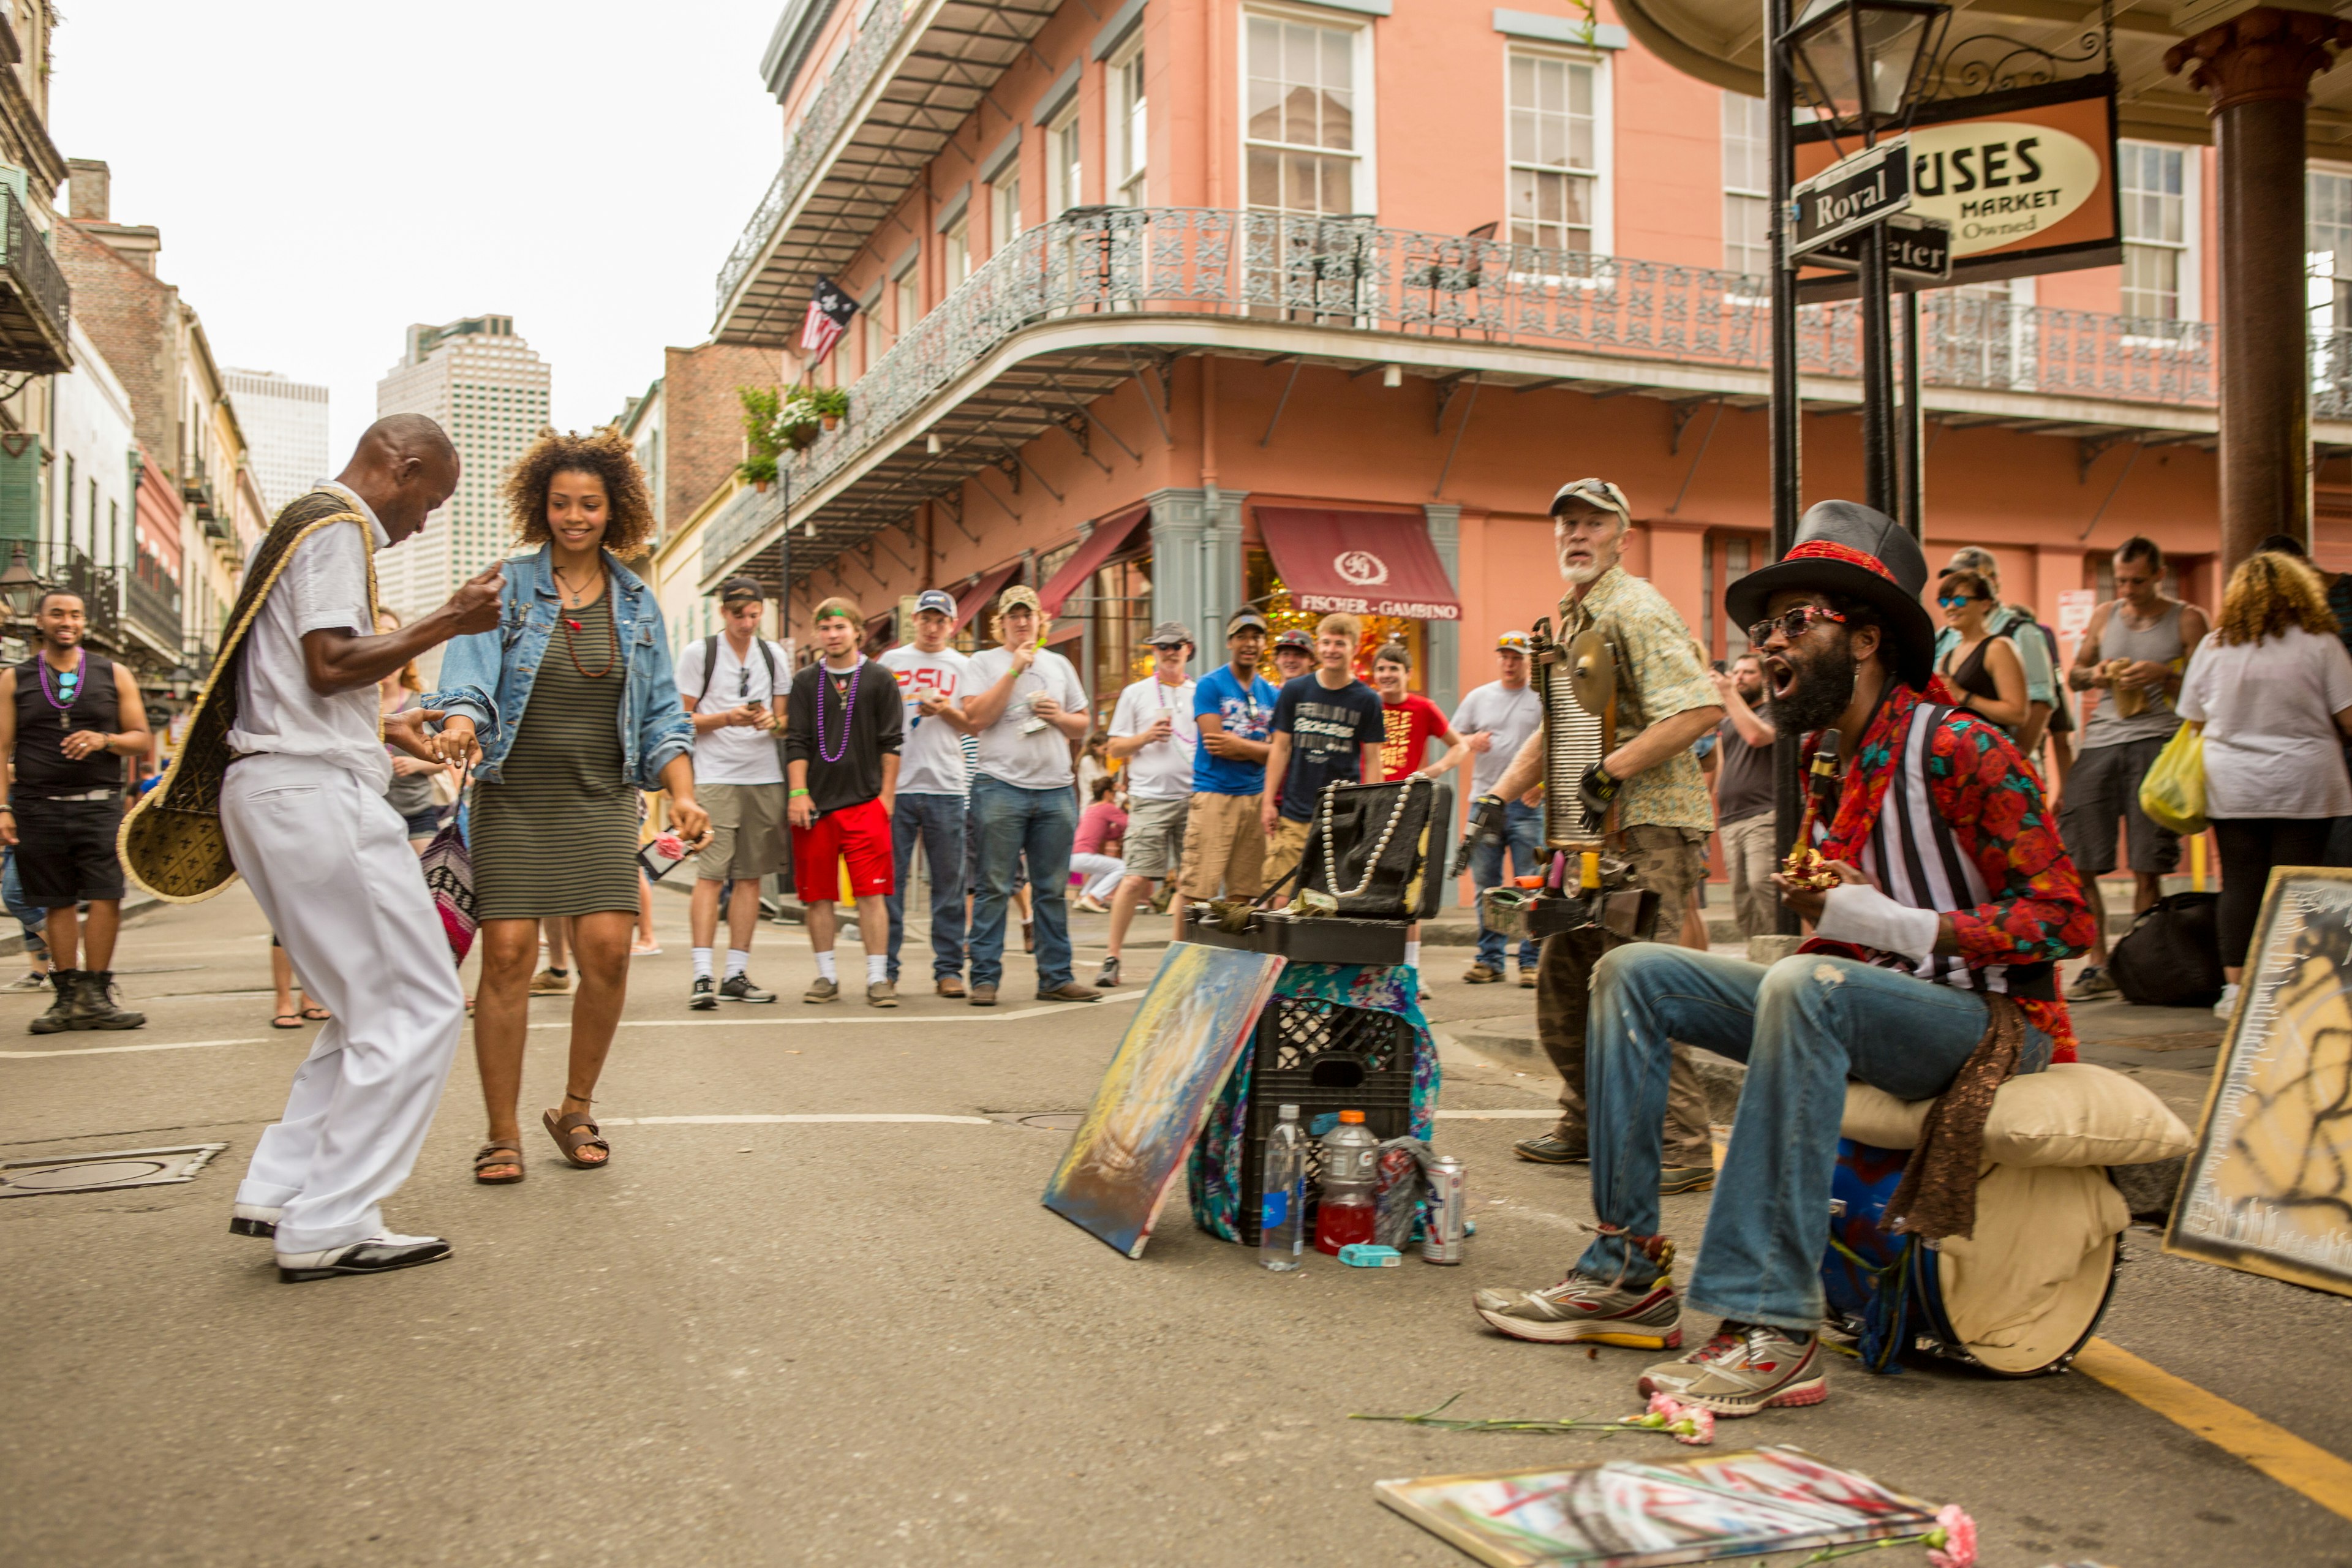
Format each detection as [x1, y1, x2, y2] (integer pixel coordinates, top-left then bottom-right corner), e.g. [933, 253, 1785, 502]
[0, 541, 44, 627]
[1783, 0, 1948, 145]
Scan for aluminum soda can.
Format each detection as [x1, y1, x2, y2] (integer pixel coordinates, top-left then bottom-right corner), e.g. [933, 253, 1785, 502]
[1422, 1156, 1466, 1264]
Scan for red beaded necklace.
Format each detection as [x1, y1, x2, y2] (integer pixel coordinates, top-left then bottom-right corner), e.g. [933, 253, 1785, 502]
[554, 565, 617, 679]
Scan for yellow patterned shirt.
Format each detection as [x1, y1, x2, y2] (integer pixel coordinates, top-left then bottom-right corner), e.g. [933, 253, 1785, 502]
[1558, 565, 1719, 832]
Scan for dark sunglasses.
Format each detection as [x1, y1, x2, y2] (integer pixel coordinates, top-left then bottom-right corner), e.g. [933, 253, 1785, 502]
[1937, 594, 1985, 610]
[1747, 605, 1849, 648]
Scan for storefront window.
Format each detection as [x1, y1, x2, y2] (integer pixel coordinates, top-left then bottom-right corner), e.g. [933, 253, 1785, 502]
[1246, 548, 1425, 686]
[1087, 555, 1156, 720]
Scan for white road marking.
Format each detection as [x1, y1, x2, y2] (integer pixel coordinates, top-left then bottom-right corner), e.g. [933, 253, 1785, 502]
[0, 1037, 268, 1059]
[597, 1114, 995, 1126]
[1433, 1109, 1555, 1120]
[529, 992, 1148, 1030]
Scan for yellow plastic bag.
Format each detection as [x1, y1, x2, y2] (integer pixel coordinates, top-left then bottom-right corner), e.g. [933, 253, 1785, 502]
[2137, 721, 2207, 836]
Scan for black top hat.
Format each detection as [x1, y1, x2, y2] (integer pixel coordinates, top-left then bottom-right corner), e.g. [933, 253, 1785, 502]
[1723, 501, 1936, 689]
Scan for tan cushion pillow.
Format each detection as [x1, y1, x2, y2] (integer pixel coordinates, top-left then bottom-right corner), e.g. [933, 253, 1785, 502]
[1838, 1062, 2192, 1167]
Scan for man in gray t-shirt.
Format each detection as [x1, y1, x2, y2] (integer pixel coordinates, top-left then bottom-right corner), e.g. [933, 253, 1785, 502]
[2060, 535, 2209, 1000]
[1452, 633, 1545, 983]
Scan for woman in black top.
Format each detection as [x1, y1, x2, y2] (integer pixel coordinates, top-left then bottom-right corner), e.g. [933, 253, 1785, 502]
[1936, 568, 2029, 734]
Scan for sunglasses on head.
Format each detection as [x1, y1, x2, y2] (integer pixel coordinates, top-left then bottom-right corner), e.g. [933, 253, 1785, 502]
[1747, 604, 1848, 648]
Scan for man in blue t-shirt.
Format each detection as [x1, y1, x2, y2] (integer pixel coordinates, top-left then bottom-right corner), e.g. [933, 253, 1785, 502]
[1260, 612, 1386, 899]
[1174, 609, 1280, 940]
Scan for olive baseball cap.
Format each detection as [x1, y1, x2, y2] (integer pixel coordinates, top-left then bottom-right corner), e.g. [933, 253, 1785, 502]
[1226, 609, 1270, 636]
[1550, 477, 1632, 524]
[998, 584, 1042, 616]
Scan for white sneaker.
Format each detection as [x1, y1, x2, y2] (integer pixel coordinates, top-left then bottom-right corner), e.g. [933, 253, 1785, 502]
[276, 1232, 451, 1283]
[2214, 982, 2240, 1020]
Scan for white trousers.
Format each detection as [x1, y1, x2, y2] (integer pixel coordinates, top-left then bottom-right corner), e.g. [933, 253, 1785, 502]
[1068, 853, 1125, 901]
[222, 753, 466, 1252]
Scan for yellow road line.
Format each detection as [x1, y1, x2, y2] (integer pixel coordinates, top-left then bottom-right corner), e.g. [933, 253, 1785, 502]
[2076, 1338, 2352, 1523]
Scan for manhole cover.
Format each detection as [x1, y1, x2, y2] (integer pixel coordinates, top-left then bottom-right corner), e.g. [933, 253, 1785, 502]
[0, 1144, 227, 1197]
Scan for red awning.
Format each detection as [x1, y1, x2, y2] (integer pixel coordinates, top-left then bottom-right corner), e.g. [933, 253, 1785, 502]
[953, 561, 1023, 632]
[1256, 508, 1460, 621]
[1044, 619, 1085, 645]
[1038, 505, 1152, 618]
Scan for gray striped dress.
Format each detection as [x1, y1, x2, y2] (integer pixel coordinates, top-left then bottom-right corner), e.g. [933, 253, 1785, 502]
[471, 591, 644, 920]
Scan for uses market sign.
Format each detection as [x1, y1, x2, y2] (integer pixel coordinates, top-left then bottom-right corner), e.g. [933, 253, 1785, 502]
[1794, 74, 2119, 293]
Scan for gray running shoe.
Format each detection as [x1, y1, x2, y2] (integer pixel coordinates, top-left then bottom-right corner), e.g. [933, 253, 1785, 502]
[1472, 1268, 1683, 1349]
[1638, 1322, 1826, 1416]
[689, 976, 717, 1011]
[4, 969, 48, 992]
[1095, 956, 1121, 989]
[720, 973, 776, 1004]
[2067, 963, 2117, 1002]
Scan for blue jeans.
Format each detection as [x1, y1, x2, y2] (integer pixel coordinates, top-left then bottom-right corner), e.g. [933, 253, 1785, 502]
[968, 775, 1076, 990]
[1575, 946, 2052, 1333]
[2, 847, 44, 947]
[888, 793, 968, 982]
[1470, 801, 1545, 970]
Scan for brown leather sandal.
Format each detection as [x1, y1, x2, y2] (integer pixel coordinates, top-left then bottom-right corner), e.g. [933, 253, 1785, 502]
[542, 1109, 611, 1169]
[473, 1142, 526, 1184]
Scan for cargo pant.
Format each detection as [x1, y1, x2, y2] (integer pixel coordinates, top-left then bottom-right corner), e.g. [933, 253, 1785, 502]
[1534, 823, 1716, 1169]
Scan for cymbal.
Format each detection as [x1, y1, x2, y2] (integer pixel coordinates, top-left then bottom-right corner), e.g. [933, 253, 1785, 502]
[1566, 630, 1615, 715]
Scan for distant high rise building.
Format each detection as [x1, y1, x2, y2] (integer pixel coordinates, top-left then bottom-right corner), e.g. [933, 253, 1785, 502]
[374, 314, 549, 619]
[222, 368, 329, 518]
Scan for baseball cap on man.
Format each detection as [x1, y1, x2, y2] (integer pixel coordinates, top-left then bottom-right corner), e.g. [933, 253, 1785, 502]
[1145, 620, 1194, 647]
[913, 587, 957, 617]
[1273, 628, 1314, 652]
[998, 584, 1042, 616]
[1550, 478, 1631, 525]
[1496, 630, 1530, 651]
[718, 575, 765, 605]
[1226, 609, 1270, 636]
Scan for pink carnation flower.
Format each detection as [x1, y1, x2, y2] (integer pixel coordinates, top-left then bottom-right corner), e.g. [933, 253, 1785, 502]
[654, 832, 686, 858]
[1926, 1504, 1977, 1568]
[1642, 1392, 1714, 1445]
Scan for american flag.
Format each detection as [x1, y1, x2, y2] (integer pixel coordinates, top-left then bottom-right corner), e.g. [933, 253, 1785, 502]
[799, 277, 858, 363]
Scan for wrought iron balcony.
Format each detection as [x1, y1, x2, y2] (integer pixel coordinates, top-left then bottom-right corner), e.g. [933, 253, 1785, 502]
[704, 206, 2317, 584]
[123, 555, 180, 655]
[0, 189, 69, 375]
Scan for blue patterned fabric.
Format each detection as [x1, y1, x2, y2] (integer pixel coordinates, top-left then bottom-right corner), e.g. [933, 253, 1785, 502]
[1187, 960, 1440, 1243]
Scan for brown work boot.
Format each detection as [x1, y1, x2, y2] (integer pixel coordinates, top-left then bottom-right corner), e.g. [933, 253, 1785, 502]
[935, 974, 967, 998]
[969, 982, 998, 1007]
[1038, 981, 1101, 1003]
[1463, 963, 1502, 984]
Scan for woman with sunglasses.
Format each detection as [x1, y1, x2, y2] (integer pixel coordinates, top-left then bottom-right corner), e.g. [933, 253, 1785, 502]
[1934, 567, 2028, 734]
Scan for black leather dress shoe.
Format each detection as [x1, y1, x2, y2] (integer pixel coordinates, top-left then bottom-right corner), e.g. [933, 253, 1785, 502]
[276, 1233, 452, 1283]
[229, 1202, 282, 1239]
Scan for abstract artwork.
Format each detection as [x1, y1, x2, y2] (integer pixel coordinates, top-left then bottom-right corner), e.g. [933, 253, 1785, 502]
[1376, 1447, 1941, 1567]
[1042, 943, 1286, 1258]
[2168, 868, 2352, 1296]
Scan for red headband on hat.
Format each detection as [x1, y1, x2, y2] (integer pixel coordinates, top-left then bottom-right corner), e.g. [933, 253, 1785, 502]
[1784, 539, 1898, 584]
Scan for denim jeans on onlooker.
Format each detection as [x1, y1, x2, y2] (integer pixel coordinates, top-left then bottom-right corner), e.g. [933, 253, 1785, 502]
[2, 846, 45, 951]
[968, 775, 1077, 990]
[1470, 801, 1545, 970]
[1572, 946, 2051, 1333]
[887, 792, 967, 983]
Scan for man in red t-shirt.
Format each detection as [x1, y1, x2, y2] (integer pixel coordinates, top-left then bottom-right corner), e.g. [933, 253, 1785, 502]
[1371, 643, 1469, 988]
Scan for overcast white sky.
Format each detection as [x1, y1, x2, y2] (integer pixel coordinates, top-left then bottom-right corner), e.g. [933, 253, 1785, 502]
[47, 1, 786, 461]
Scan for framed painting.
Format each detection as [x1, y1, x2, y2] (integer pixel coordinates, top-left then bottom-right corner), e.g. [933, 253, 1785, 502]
[2166, 866, 2352, 1296]
[1042, 943, 1286, 1258]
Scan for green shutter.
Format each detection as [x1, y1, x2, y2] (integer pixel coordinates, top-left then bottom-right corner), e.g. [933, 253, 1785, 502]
[0, 435, 39, 541]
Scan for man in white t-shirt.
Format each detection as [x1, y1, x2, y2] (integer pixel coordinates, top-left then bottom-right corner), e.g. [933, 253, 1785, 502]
[880, 588, 979, 996]
[1452, 631, 1545, 986]
[1097, 622, 1196, 989]
[959, 584, 1098, 1006]
[673, 576, 792, 1009]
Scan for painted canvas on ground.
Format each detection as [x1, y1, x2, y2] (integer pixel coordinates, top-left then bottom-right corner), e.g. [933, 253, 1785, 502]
[1375, 1447, 1940, 1568]
[2168, 867, 2352, 1296]
[1042, 943, 1285, 1258]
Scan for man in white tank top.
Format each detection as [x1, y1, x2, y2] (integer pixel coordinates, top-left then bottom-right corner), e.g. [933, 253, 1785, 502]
[2060, 536, 2208, 1000]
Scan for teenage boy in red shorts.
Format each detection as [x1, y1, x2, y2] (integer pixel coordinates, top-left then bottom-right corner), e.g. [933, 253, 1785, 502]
[785, 597, 904, 1006]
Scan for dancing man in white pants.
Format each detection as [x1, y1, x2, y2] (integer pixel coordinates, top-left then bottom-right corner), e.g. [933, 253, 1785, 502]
[211, 417, 497, 1281]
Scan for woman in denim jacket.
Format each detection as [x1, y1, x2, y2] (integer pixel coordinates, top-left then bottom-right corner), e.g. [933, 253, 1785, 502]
[426, 430, 707, 1183]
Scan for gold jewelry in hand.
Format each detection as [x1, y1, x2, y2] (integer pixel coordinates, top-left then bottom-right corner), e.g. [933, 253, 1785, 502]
[1781, 844, 1839, 891]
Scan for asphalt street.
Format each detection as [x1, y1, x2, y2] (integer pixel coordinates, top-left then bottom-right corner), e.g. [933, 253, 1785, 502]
[3, 886, 2348, 1567]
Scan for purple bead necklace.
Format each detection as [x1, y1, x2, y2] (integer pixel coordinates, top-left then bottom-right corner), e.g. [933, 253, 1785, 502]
[39, 650, 84, 712]
[818, 655, 863, 764]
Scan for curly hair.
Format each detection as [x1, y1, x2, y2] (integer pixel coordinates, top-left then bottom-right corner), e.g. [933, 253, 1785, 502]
[504, 428, 657, 559]
[2217, 551, 2339, 647]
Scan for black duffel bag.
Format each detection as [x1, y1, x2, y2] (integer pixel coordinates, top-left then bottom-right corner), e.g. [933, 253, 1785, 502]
[2106, 890, 2225, 1008]
[1294, 777, 1453, 920]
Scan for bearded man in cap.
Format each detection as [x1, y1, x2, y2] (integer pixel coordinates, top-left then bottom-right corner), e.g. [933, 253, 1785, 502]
[1476, 479, 1725, 1192]
[1473, 500, 2094, 1420]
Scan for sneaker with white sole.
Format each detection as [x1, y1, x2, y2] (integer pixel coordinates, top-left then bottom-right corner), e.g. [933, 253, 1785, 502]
[688, 976, 717, 1011]
[720, 973, 777, 1004]
[1637, 1322, 1826, 1415]
[2213, 981, 2240, 1020]
[1472, 1267, 1683, 1349]
[2067, 963, 2117, 1002]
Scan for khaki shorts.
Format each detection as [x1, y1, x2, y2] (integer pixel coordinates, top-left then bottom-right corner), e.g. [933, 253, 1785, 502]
[1180, 791, 1268, 900]
[696, 782, 787, 881]
[1123, 793, 1192, 878]
[1264, 815, 1314, 890]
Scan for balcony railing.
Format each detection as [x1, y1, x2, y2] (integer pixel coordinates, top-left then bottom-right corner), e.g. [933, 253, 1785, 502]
[1, 540, 123, 650]
[709, 206, 2332, 571]
[0, 188, 69, 375]
[124, 560, 180, 651]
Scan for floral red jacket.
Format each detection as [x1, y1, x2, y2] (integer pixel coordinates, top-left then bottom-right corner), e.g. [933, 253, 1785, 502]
[1803, 679, 2097, 1060]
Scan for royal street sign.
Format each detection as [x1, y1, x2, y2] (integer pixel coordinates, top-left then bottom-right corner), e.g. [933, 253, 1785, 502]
[1789, 136, 1910, 260]
[1801, 214, 1953, 284]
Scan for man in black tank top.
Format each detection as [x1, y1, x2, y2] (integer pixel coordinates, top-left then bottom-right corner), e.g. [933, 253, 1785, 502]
[0, 588, 151, 1033]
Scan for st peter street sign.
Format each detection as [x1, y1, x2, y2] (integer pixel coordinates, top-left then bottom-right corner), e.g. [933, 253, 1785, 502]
[1789, 135, 1912, 259]
[1801, 213, 1953, 283]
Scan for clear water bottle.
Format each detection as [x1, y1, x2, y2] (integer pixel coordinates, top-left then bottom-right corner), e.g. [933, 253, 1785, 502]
[1260, 1104, 1305, 1272]
[1315, 1109, 1380, 1255]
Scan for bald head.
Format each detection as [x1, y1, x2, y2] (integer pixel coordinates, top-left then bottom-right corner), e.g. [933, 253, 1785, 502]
[337, 415, 459, 544]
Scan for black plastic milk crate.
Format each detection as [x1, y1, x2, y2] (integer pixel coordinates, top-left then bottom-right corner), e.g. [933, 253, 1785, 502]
[1234, 994, 1417, 1246]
